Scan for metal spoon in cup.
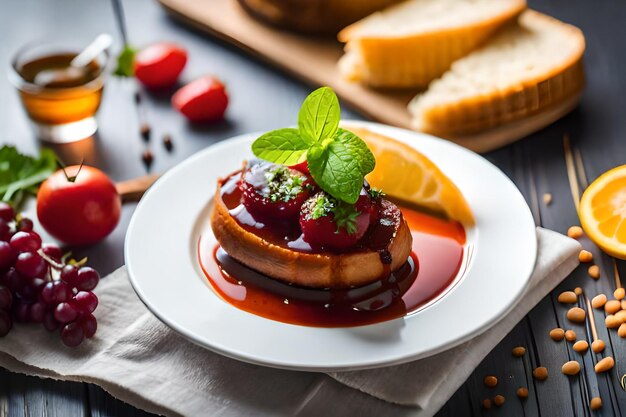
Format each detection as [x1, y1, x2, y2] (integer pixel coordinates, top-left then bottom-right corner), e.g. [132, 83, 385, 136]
[34, 33, 113, 87]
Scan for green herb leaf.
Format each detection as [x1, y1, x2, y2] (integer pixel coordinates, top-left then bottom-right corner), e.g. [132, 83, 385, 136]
[332, 202, 359, 234]
[114, 44, 136, 77]
[252, 128, 311, 165]
[298, 87, 340, 143]
[0, 146, 57, 205]
[334, 128, 375, 175]
[308, 142, 362, 205]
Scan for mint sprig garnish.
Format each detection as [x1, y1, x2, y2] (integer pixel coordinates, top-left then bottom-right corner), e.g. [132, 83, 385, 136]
[251, 87, 375, 204]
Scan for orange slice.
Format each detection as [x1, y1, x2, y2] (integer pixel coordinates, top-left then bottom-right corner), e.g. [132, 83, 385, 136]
[579, 165, 626, 259]
[348, 126, 474, 226]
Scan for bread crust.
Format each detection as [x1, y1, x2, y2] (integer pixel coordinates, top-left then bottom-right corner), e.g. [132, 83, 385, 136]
[338, 0, 526, 88]
[410, 10, 586, 135]
[210, 182, 413, 289]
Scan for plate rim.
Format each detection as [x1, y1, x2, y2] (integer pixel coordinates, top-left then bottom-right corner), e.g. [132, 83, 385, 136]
[125, 120, 537, 371]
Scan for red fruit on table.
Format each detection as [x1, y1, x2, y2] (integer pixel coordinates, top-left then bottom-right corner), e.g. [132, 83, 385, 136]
[134, 42, 187, 90]
[60, 322, 84, 347]
[15, 252, 47, 279]
[37, 165, 121, 246]
[0, 241, 16, 270]
[172, 75, 228, 123]
[79, 314, 97, 338]
[10, 231, 42, 253]
[0, 202, 15, 222]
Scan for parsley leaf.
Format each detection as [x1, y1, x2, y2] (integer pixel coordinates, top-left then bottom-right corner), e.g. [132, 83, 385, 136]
[114, 44, 137, 77]
[0, 146, 56, 205]
[252, 128, 311, 165]
[298, 87, 340, 143]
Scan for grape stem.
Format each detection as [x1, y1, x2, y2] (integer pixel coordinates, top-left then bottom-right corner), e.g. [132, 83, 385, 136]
[37, 248, 64, 270]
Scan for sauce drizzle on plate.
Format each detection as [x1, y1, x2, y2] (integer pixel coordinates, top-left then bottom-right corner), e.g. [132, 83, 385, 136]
[198, 176, 468, 327]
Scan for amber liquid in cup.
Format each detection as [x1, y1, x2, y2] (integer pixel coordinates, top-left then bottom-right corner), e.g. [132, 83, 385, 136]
[17, 53, 103, 126]
[11, 42, 108, 143]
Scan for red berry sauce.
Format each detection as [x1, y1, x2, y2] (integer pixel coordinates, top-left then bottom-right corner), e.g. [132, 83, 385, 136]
[198, 170, 468, 327]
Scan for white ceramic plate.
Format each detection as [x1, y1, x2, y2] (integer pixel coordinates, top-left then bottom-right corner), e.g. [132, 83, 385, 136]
[125, 121, 537, 371]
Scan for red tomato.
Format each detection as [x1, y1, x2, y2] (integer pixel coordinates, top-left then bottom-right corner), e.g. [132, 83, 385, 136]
[134, 42, 187, 89]
[172, 76, 228, 122]
[37, 166, 121, 246]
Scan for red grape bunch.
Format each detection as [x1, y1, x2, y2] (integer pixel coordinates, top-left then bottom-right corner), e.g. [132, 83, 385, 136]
[0, 202, 100, 347]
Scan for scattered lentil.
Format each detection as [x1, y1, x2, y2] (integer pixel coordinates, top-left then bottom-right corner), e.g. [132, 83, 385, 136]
[512, 346, 526, 357]
[567, 307, 586, 323]
[516, 387, 529, 399]
[595, 357, 615, 373]
[568, 226, 584, 239]
[592, 339, 606, 353]
[562, 361, 581, 375]
[482, 399, 492, 409]
[588, 265, 601, 279]
[575, 287, 583, 295]
[163, 134, 173, 152]
[592, 294, 607, 309]
[619, 323, 626, 338]
[142, 150, 154, 169]
[605, 300, 621, 314]
[140, 122, 151, 142]
[493, 395, 505, 407]
[558, 291, 578, 304]
[573, 340, 589, 353]
[614, 309, 626, 322]
[543, 193, 553, 205]
[565, 330, 577, 342]
[605, 314, 621, 329]
[533, 367, 548, 381]
[615, 288, 626, 300]
[590, 397, 602, 410]
[484, 376, 498, 388]
[550, 328, 566, 341]
[579, 250, 593, 263]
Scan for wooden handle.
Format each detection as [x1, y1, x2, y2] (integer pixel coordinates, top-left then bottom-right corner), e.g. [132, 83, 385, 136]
[116, 174, 160, 203]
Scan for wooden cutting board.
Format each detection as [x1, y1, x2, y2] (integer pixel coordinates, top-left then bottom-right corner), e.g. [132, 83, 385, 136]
[158, 0, 580, 153]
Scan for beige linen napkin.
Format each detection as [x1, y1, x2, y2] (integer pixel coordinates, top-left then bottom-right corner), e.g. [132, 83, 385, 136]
[0, 227, 579, 417]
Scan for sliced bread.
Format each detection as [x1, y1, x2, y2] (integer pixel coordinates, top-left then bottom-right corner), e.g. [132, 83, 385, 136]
[409, 10, 585, 136]
[338, 0, 526, 89]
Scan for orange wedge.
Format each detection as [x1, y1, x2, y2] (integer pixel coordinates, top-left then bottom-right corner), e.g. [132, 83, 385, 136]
[579, 165, 626, 259]
[348, 126, 474, 226]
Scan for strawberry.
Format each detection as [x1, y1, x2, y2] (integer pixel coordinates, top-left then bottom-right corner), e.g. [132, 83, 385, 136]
[299, 192, 373, 251]
[240, 162, 312, 222]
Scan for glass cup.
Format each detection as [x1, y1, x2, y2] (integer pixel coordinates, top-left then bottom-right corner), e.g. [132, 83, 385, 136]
[9, 40, 110, 143]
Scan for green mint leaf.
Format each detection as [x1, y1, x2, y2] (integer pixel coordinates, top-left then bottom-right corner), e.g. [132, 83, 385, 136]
[252, 128, 311, 165]
[0, 146, 57, 205]
[308, 141, 364, 204]
[334, 128, 376, 175]
[114, 44, 136, 77]
[307, 128, 376, 203]
[298, 87, 340, 143]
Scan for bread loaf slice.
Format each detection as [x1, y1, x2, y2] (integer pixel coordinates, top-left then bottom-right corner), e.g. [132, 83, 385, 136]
[338, 0, 526, 89]
[409, 10, 585, 136]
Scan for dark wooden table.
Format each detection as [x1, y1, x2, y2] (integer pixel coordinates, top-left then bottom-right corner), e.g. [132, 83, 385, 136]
[1, 0, 626, 415]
